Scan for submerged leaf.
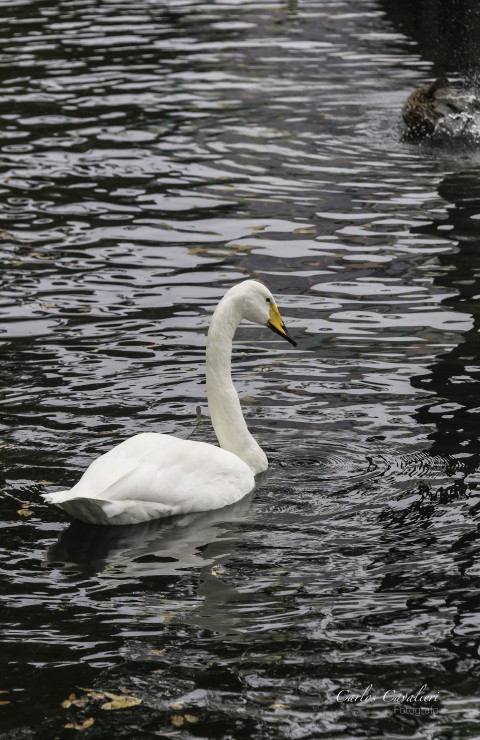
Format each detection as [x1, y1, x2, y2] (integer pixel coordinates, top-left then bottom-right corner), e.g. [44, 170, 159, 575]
[185, 714, 199, 723]
[17, 502, 33, 517]
[61, 693, 89, 709]
[101, 696, 142, 711]
[63, 687, 143, 712]
[64, 718, 95, 730]
[61, 693, 77, 709]
[26, 251, 54, 260]
[170, 715, 184, 727]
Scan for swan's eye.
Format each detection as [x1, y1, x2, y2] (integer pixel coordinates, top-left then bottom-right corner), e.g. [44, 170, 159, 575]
[266, 297, 271, 304]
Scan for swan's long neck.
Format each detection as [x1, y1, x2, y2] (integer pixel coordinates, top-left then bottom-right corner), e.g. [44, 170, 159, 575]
[205, 294, 268, 474]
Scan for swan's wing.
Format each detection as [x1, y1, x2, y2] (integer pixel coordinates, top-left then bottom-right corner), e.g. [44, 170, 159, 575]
[68, 433, 183, 499]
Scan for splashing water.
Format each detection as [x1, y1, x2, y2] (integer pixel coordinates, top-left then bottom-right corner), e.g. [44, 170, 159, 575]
[435, 110, 480, 141]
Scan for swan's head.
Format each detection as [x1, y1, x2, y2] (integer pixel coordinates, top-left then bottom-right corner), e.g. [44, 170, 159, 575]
[232, 280, 296, 347]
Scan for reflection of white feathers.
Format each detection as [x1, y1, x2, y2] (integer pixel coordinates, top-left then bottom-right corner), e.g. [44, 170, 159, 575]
[47, 494, 256, 578]
[42, 280, 294, 526]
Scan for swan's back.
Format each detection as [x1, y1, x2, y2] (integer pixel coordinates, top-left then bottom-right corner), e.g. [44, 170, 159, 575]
[43, 433, 255, 525]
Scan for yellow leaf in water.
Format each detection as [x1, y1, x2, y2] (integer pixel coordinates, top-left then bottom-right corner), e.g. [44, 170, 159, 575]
[149, 649, 165, 656]
[61, 693, 89, 709]
[101, 697, 142, 711]
[269, 702, 288, 711]
[103, 692, 127, 700]
[292, 227, 316, 235]
[0, 701, 11, 706]
[170, 715, 184, 727]
[170, 701, 184, 710]
[61, 693, 76, 709]
[17, 507, 33, 517]
[185, 714, 199, 723]
[73, 696, 89, 708]
[64, 718, 95, 730]
[26, 251, 54, 260]
[77, 689, 107, 702]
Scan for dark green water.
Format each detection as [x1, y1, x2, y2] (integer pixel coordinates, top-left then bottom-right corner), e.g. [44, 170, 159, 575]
[2, 0, 480, 738]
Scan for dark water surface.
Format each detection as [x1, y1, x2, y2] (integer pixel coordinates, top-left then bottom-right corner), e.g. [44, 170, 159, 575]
[2, 0, 480, 738]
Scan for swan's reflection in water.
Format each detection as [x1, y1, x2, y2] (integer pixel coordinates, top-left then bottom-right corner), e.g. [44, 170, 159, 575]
[47, 493, 256, 579]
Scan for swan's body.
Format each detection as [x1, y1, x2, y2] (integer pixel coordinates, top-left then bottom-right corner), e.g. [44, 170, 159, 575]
[45, 433, 255, 526]
[42, 280, 295, 526]
[402, 77, 480, 137]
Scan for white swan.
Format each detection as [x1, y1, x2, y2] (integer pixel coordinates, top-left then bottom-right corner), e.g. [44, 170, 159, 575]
[42, 280, 296, 526]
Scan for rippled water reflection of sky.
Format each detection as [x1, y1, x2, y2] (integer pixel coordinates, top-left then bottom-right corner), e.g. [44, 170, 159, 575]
[2, 1, 480, 738]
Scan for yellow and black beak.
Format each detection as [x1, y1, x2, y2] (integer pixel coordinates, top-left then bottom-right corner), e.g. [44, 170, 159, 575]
[267, 303, 296, 347]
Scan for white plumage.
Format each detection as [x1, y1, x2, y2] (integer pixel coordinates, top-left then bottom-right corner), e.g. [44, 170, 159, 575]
[42, 280, 295, 526]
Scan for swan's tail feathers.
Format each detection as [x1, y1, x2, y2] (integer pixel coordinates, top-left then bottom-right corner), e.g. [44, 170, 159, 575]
[41, 491, 177, 526]
[42, 490, 72, 504]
